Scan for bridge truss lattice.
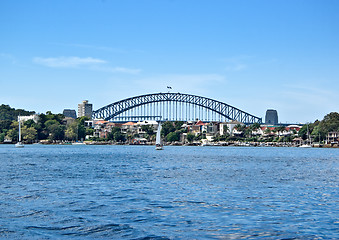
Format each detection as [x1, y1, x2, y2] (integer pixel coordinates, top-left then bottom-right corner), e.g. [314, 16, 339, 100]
[92, 92, 262, 124]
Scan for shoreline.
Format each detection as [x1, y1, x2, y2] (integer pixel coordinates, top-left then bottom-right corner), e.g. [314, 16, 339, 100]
[2, 141, 338, 148]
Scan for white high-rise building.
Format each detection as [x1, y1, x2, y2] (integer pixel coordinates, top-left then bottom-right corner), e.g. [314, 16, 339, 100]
[78, 100, 93, 118]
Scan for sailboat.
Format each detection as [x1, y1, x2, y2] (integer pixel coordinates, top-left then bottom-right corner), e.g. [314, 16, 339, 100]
[299, 125, 312, 148]
[15, 116, 24, 148]
[155, 122, 163, 150]
[72, 123, 86, 145]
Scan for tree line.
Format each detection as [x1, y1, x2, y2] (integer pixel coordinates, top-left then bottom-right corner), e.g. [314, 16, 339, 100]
[0, 105, 92, 143]
[298, 112, 339, 142]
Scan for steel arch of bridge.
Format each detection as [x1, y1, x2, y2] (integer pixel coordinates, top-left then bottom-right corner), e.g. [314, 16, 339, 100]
[92, 92, 262, 124]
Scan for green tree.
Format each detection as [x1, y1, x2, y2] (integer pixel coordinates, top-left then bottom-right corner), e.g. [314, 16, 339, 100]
[5, 128, 18, 142]
[264, 128, 272, 135]
[166, 131, 180, 142]
[86, 128, 94, 137]
[78, 116, 90, 125]
[23, 119, 35, 128]
[235, 124, 246, 137]
[0, 132, 5, 142]
[174, 121, 184, 130]
[194, 133, 202, 141]
[37, 111, 63, 133]
[5, 121, 19, 142]
[35, 122, 47, 140]
[108, 127, 123, 141]
[141, 125, 154, 135]
[22, 126, 37, 143]
[0, 104, 35, 121]
[186, 133, 195, 143]
[161, 121, 175, 137]
[45, 111, 64, 123]
[250, 123, 261, 131]
[45, 120, 59, 129]
[78, 124, 86, 141]
[126, 131, 133, 144]
[249, 123, 260, 138]
[223, 125, 229, 135]
[276, 126, 286, 137]
[0, 105, 13, 120]
[0, 120, 12, 132]
[37, 113, 47, 126]
[298, 124, 312, 140]
[319, 112, 339, 133]
[65, 122, 78, 141]
[244, 128, 252, 138]
[113, 131, 125, 142]
[47, 123, 65, 140]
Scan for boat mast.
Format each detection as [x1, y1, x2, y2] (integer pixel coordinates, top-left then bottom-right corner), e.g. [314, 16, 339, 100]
[18, 116, 21, 142]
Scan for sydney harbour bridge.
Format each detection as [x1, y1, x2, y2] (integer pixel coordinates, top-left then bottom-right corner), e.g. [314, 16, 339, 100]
[92, 92, 262, 124]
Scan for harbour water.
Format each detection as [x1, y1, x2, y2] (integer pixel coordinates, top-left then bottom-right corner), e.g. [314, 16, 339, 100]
[0, 145, 338, 239]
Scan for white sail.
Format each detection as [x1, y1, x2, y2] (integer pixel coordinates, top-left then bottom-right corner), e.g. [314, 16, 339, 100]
[15, 116, 24, 148]
[156, 123, 162, 145]
[155, 122, 163, 150]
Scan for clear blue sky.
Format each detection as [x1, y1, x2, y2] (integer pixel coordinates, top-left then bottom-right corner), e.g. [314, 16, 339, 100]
[1, 0, 338, 123]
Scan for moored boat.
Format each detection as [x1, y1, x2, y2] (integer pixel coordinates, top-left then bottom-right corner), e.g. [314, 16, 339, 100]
[299, 124, 312, 148]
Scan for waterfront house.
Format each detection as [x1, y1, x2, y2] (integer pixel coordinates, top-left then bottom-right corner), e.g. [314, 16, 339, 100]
[136, 120, 158, 136]
[187, 120, 205, 136]
[196, 120, 208, 133]
[92, 120, 122, 139]
[93, 120, 109, 138]
[327, 132, 339, 144]
[131, 137, 147, 145]
[121, 122, 138, 135]
[220, 121, 244, 136]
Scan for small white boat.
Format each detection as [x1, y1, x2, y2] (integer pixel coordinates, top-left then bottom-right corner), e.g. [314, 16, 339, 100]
[72, 124, 86, 145]
[299, 125, 312, 148]
[201, 142, 212, 147]
[15, 142, 24, 148]
[155, 144, 163, 150]
[155, 122, 163, 150]
[15, 116, 24, 148]
[72, 142, 86, 145]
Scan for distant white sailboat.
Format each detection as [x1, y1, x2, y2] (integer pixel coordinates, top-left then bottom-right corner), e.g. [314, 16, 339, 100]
[155, 122, 163, 150]
[72, 123, 86, 145]
[299, 125, 312, 148]
[15, 116, 24, 148]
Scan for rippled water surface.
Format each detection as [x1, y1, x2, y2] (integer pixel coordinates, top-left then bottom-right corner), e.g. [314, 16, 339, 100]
[0, 145, 338, 239]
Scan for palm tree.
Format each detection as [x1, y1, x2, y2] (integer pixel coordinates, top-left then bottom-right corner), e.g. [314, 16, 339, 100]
[223, 125, 229, 136]
[235, 124, 246, 137]
[250, 123, 261, 136]
[264, 128, 271, 136]
[276, 126, 286, 137]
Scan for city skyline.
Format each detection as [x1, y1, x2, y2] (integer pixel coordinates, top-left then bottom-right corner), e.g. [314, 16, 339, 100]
[1, 0, 338, 123]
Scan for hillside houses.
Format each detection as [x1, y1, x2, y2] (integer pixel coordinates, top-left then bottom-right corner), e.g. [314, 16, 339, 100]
[85, 119, 304, 144]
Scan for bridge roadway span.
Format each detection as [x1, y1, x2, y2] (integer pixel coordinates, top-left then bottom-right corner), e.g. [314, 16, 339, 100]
[92, 92, 262, 124]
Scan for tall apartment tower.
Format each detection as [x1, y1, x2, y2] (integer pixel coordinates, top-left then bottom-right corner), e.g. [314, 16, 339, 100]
[78, 100, 93, 118]
[265, 109, 278, 125]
